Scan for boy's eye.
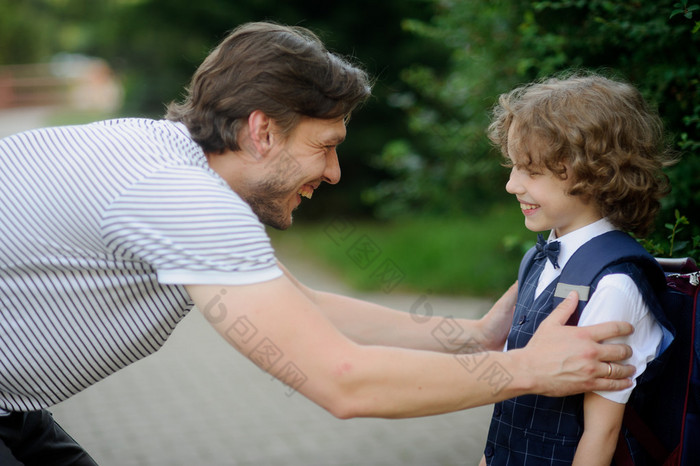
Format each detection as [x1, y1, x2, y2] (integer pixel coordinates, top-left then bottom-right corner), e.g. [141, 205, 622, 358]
[513, 164, 541, 177]
[516, 163, 542, 177]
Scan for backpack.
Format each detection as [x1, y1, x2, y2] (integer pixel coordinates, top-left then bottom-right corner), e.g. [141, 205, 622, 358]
[518, 230, 700, 465]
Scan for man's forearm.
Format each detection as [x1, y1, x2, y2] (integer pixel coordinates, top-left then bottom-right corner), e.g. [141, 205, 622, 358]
[278, 260, 487, 353]
[312, 290, 486, 353]
[188, 280, 532, 419]
[319, 344, 535, 419]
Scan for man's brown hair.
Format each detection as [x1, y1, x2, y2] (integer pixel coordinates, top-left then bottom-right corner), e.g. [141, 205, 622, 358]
[166, 22, 372, 154]
[488, 72, 677, 237]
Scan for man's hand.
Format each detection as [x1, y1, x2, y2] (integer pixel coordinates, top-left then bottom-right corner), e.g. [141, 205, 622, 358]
[520, 291, 635, 397]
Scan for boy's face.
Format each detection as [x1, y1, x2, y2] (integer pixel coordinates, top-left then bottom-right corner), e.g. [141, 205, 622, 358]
[505, 124, 601, 238]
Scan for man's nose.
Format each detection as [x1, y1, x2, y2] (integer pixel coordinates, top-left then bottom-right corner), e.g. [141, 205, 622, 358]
[322, 149, 341, 185]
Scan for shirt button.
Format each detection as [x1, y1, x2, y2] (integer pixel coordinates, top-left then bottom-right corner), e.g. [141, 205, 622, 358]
[485, 445, 494, 457]
[493, 405, 501, 417]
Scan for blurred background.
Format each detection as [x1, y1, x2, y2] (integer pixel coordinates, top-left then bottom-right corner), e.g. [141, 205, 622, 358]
[1, 0, 698, 295]
[1, 2, 699, 465]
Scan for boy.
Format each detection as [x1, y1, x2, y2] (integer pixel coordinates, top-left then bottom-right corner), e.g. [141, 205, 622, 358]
[481, 72, 677, 465]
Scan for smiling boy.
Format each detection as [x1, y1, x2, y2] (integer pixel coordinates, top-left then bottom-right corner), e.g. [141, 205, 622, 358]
[481, 72, 677, 465]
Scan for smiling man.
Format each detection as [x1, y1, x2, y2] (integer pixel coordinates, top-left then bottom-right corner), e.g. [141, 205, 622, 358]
[0, 21, 637, 465]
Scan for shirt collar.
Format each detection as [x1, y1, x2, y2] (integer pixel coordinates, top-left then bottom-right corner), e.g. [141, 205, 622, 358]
[545, 218, 615, 271]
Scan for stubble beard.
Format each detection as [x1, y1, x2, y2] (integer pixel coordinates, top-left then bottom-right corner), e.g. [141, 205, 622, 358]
[244, 177, 296, 231]
[244, 149, 308, 230]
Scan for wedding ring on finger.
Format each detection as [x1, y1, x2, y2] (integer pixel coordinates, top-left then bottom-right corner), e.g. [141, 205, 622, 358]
[605, 362, 613, 378]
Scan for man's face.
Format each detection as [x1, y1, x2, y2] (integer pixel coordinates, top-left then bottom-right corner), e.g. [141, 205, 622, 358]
[240, 117, 346, 230]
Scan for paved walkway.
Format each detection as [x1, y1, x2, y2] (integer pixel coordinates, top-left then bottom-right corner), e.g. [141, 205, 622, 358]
[2, 108, 496, 465]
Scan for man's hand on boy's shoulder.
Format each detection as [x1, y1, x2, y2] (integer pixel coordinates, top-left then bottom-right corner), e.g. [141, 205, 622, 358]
[518, 291, 635, 397]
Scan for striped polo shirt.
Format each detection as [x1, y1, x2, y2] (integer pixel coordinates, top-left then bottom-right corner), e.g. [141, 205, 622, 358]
[0, 118, 282, 412]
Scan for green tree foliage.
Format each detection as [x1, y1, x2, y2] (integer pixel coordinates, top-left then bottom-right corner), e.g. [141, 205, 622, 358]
[0, 1, 52, 63]
[370, 0, 700, 256]
[365, 0, 529, 218]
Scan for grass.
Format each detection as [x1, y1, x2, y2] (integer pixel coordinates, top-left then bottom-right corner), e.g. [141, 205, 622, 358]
[269, 205, 535, 298]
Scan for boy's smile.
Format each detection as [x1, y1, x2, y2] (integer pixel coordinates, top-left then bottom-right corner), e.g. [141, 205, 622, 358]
[519, 201, 540, 214]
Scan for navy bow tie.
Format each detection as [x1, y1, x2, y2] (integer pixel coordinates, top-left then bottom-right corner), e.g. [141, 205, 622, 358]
[534, 234, 560, 269]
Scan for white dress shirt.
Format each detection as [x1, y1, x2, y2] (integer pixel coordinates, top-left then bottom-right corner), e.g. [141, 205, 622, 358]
[537, 218, 663, 403]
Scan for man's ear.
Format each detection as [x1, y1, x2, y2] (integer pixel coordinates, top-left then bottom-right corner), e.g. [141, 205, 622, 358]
[247, 110, 275, 157]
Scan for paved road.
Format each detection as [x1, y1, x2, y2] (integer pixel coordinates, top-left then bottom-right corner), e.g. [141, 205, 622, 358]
[2, 108, 496, 465]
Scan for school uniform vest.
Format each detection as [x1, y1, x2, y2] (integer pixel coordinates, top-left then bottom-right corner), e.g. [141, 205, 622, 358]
[483, 259, 646, 465]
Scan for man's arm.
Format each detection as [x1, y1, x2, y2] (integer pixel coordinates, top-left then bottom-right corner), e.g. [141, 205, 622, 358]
[185, 274, 634, 420]
[279, 261, 518, 353]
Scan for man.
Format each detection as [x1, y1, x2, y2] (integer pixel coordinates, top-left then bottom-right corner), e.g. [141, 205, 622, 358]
[0, 22, 634, 464]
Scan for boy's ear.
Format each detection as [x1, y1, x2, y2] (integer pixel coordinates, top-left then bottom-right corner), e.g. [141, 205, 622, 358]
[247, 110, 275, 157]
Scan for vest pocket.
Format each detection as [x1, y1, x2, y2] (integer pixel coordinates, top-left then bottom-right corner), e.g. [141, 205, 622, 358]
[522, 427, 580, 447]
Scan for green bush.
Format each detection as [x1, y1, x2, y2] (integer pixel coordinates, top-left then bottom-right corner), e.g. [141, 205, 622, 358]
[370, 0, 700, 259]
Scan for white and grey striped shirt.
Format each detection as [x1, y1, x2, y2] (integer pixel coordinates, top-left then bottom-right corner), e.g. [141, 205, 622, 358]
[0, 118, 282, 412]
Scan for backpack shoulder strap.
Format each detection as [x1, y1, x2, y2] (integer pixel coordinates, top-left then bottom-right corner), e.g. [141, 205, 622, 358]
[552, 230, 666, 325]
[517, 244, 538, 295]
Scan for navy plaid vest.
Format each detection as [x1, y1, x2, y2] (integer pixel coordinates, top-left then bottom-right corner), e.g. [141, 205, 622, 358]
[484, 258, 648, 465]
[484, 253, 583, 465]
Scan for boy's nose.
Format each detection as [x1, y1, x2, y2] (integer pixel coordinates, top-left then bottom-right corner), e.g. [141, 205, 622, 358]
[505, 168, 521, 194]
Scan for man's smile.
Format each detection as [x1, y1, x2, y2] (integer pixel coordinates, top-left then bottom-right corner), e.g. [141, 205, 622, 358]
[298, 184, 315, 199]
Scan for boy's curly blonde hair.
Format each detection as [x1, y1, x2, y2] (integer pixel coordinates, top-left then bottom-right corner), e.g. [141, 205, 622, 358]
[488, 72, 677, 237]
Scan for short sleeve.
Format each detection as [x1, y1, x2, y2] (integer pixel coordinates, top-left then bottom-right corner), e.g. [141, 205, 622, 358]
[101, 165, 282, 285]
[578, 274, 663, 404]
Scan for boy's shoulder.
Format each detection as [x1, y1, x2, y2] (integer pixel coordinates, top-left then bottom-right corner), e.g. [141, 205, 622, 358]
[555, 230, 665, 319]
[563, 230, 663, 287]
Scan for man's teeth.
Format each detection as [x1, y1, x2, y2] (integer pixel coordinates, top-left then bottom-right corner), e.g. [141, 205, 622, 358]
[298, 186, 313, 199]
[520, 202, 538, 210]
